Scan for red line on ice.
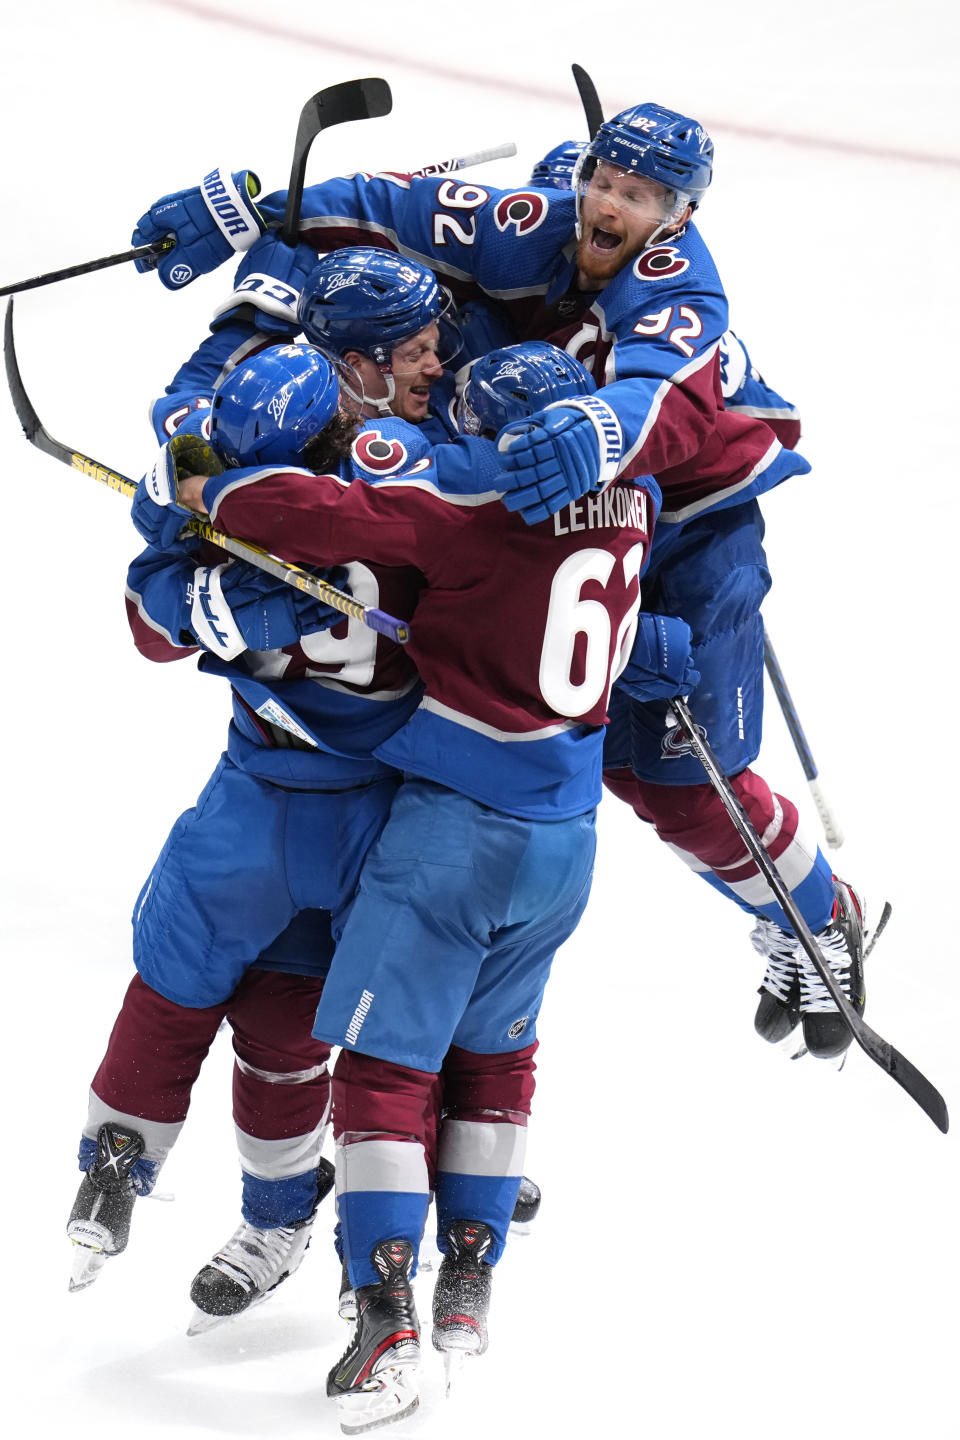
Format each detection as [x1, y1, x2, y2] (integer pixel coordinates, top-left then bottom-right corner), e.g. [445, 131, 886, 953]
[150, 0, 960, 172]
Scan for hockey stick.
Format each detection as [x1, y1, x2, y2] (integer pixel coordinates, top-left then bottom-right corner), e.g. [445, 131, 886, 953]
[409, 141, 517, 177]
[669, 697, 948, 1133]
[0, 137, 512, 298]
[572, 64, 605, 139]
[3, 299, 409, 644]
[763, 628, 844, 848]
[0, 241, 174, 299]
[280, 77, 392, 245]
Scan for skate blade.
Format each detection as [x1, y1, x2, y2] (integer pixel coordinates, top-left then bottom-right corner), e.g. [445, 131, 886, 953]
[774, 1027, 807, 1061]
[335, 1365, 419, 1435]
[443, 1348, 466, 1398]
[864, 900, 892, 959]
[187, 1288, 268, 1337]
[68, 1241, 108, 1292]
[187, 1306, 235, 1336]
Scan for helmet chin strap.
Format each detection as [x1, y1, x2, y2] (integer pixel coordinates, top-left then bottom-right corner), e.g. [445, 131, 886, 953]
[360, 365, 397, 417]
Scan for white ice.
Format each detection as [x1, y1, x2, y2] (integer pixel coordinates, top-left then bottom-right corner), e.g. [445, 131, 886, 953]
[1, 2, 957, 1436]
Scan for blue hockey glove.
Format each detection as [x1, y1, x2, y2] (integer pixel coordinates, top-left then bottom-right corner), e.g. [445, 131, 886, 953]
[497, 397, 623, 525]
[132, 167, 265, 290]
[616, 613, 701, 702]
[189, 561, 350, 659]
[132, 431, 225, 549]
[150, 390, 213, 443]
[210, 231, 322, 337]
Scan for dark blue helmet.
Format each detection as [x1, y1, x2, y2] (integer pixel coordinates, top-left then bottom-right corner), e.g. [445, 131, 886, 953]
[574, 103, 713, 210]
[209, 343, 344, 467]
[297, 247, 460, 369]
[529, 140, 587, 190]
[458, 342, 596, 437]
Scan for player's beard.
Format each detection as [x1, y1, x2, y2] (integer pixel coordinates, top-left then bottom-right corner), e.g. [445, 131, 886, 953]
[576, 224, 646, 288]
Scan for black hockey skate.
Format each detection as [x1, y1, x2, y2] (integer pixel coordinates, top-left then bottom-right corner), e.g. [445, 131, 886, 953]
[751, 916, 802, 1045]
[67, 1121, 146, 1292]
[798, 878, 866, 1060]
[327, 1239, 420, 1435]
[432, 1219, 493, 1358]
[188, 1155, 335, 1335]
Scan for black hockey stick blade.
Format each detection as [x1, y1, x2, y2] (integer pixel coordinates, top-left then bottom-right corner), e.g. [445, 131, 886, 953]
[281, 77, 393, 244]
[4, 298, 409, 643]
[0, 241, 173, 299]
[5, 298, 77, 468]
[572, 64, 604, 138]
[669, 698, 949, 1133]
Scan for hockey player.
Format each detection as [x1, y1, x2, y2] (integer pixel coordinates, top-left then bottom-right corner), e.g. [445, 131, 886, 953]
[129, 103, 866, 1063]
[67, 345, 425, 1321]
[71, 337, 556, 1331]
[149, 243, 466, 447]
[170, 336, 696, 1430]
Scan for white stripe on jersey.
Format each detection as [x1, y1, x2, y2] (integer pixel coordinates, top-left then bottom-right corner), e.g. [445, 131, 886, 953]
[418, 695, 581, 743]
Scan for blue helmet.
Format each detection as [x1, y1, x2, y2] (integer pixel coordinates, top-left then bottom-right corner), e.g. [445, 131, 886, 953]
[209, 343, 343, 467]
[574, 103, 713, 210]
[297, 247, 460, 369]
[529, 140, 587, 190]
[458, 342, 596, 437]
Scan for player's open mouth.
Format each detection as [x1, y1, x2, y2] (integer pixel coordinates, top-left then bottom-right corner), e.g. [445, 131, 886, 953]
[590, 227, 621, 253]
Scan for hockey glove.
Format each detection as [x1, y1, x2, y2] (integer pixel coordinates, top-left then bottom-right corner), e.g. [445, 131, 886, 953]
[497, 397, 623, 525]
[132, 167, 265, 290]
[210, 230, 322, 337]
[132, 431, 225, 550]
[616, 613, 701, 702]
[189, 561, 349, 660]
[149, 390, 213, 444]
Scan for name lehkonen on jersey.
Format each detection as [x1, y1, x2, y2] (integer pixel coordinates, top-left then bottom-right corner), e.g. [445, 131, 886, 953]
[552, 485, 649, 536]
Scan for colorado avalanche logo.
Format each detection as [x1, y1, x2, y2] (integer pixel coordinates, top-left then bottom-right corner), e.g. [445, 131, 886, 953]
[494, 191, 548, 237]
[660, 717, 707, 760]
[352, 429, 410, 477]
[634, 245, 689, 282]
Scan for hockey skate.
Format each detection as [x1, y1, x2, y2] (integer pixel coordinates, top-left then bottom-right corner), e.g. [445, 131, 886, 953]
[751, 915, 803, 1047]
[432, 1220, 493, 1394]
[67, 1122, 146, 1292]
[327, 1238, 421, 1435]
[187, 1214, 315, 1334]
[797, 878, 867, 1060]
[188, 1155, 334, 1334]
[338, 1179, 539, 1323]
[752, 879, 888, 1063]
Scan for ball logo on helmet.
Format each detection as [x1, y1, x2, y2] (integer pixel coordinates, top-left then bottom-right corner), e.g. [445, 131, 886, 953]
[324, 271, 361, 298]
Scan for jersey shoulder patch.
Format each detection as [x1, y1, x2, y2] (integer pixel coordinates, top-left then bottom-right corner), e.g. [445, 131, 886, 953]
[350, 418, 430, 480]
